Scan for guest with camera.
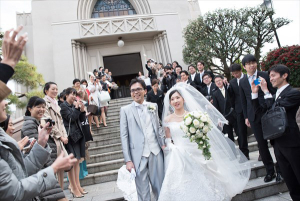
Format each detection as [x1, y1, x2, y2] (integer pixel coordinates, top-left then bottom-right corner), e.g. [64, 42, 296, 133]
[21, 96, 68, 201]
[251, 64, 300, 200]
[162, 66, 176, 93]
[43, 82, 69, 189]
[60, 88, 87, 198]
[0, 26, 76, 201]
[212, 75, 238, 142]
[228, 64, 249, 159]
[239, 54, 281, 183]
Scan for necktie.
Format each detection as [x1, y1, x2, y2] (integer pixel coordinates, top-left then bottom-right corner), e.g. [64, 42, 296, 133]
[221, 88, 225, 98]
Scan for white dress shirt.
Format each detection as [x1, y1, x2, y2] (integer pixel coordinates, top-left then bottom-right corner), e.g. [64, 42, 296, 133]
[247, 70, 258, 85]
[237, 73, 244, 86]
[207, 82, 212, 95]
[199, 71, 204, 82]
[191, 73, 196, 81]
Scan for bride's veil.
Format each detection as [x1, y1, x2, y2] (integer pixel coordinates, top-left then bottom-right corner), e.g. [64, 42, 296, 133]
[162, 83, 251, 197]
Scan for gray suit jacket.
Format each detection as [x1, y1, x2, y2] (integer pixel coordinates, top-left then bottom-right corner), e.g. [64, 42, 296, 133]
[120, 101, 165, 170]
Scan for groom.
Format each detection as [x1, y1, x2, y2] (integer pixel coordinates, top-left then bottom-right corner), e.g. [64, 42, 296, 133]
[120, 79, 166, 201]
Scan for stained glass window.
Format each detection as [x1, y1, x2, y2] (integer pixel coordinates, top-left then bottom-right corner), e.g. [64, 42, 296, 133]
[91, 0, 137, 18]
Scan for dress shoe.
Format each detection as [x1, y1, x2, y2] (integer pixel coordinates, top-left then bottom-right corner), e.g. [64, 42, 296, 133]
[258, 155, 262, 161]
[246, 156, 250, 160]
[276, 173, 284, 183]
[264, 173, 276, 182]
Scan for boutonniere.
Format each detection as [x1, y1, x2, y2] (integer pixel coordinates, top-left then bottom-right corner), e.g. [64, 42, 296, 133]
[147, 104, 156, 113]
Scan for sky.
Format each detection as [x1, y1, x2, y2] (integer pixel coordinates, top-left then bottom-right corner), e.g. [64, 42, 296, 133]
[0, 0, 299, 57]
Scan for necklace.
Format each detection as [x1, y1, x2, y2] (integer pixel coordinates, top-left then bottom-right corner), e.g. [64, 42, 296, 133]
[174, 110, 186, 117]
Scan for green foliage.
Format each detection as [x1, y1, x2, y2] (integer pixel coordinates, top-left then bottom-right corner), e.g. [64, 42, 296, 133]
[261, 45, 300, 87]
[4, 55, 45, 112]
[183, 6, 290, 80]
[12, 56, 45, 89]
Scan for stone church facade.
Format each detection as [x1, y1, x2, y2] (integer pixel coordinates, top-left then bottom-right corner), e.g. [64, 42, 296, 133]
[17, 0, 201, 92]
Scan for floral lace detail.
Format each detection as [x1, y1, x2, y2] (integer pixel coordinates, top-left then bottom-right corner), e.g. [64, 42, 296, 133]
[158, 122, 229, 201]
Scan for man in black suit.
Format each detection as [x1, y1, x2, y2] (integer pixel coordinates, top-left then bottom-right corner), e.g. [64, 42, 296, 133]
[161, 66, 176, 93]
[188, 64, 202, 92]
[251, 64, 300, 200]
[194, 61, 215, 89]
[212, 75, 238, 142]
[146, 79, 164, 120]
[228, 64, 249, 159]
[239, 54, 282, 183]
[201, 73, 217, 102]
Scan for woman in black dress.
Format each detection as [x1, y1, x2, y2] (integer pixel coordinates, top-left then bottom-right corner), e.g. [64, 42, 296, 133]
[146, 79, 164, 120]
[60, 88, 86, 198]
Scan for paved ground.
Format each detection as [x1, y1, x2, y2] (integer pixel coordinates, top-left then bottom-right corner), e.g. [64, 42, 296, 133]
[63, 148, 291, 201]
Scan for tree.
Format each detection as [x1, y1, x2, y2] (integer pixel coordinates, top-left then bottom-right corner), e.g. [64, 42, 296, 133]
[183, 9, 250, 79]
[183, 7, 290, 79]
[261, 45, 300, 87]
[243, 7, 291, 70]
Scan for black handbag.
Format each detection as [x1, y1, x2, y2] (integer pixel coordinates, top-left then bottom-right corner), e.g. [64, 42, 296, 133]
[261, 103, 288, 140]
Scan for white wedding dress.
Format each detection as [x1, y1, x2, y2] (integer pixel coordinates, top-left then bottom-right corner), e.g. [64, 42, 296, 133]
[158, 121, 229, 201]
[117, 83, 250, 201]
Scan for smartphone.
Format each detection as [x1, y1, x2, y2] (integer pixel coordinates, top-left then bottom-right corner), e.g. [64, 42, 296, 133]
[23, 137, 35, 150]
[254, 78, 261, 86]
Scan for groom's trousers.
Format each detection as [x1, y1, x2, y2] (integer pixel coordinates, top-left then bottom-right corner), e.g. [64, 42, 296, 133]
[135, 151, 164, 201]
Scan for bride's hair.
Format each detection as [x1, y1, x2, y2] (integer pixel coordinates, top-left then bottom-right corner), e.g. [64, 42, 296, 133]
[168, 89, 182, 100]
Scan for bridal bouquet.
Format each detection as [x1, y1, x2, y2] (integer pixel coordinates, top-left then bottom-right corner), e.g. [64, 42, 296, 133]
[180, 111, 212, 160]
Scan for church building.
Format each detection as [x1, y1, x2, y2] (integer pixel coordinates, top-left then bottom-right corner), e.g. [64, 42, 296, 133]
[17, 0, 201, 97]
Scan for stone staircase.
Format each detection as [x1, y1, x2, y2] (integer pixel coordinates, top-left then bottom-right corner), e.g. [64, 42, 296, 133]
[64, 97, 289, 200]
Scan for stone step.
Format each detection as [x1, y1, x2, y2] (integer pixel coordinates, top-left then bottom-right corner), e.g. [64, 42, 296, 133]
[91, 125, 120, 132]
[92, 131, 120, 141]
[88, 143, 122, 155]
[87, 159, 124, 174]
[89, 150, 124, 164]
[64, 169, 119, 188]
[232, 177, 288, 201]
[89, 137, 121, 148]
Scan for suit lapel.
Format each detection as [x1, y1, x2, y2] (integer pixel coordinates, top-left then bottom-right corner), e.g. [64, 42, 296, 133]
[131, 102, 143, 131]
[276, 85, 292, 102]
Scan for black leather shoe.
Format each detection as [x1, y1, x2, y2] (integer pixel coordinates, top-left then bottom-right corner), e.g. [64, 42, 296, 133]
[264, 173, 276, 182]
[276, 173, 284, 183]
[258, 155, 262, 161]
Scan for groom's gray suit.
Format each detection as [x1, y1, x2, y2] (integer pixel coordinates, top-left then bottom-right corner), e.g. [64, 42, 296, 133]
[120, 101, 165, 201]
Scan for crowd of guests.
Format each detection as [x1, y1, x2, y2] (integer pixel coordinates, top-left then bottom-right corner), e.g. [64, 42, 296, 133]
[0, 26, 300, 201]
[140, 58, 300, 200]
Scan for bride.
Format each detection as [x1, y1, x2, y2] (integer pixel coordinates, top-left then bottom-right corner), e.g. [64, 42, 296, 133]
[117, 83, 251, 201]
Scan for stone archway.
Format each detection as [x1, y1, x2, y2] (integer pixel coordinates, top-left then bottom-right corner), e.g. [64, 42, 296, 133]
[77, 0, 151, 20]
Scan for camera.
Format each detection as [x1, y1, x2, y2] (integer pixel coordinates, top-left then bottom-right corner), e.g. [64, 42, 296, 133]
[41, 118, 55, 127]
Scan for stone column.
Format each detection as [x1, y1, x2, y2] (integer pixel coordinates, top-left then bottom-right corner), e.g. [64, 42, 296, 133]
[76, 42, 83, 79]
[162, 31, 172, 63]
[153, 36, 162, 63]
[72, 40, 79, 78]
[158, 34, 166, 65]
[82, 44, 88, 80]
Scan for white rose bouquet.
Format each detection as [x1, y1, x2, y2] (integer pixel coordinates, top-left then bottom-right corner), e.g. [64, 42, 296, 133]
[180, 111, 213, 160]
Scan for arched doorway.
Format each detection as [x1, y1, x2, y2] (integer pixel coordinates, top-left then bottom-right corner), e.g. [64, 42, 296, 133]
[103, 53, 143, 98]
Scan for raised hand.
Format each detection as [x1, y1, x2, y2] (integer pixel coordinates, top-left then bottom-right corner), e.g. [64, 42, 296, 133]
[17, 136, 29, 150]
[51, 152, 77, 173]
[251, 80, 259, 94]
[1, 26, 28, 68]
[38, 122, 50, 147]
[259, 76, 269, 93]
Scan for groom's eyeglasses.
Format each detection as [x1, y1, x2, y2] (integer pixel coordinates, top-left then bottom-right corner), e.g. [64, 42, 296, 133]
[130, 88, 144, 93]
